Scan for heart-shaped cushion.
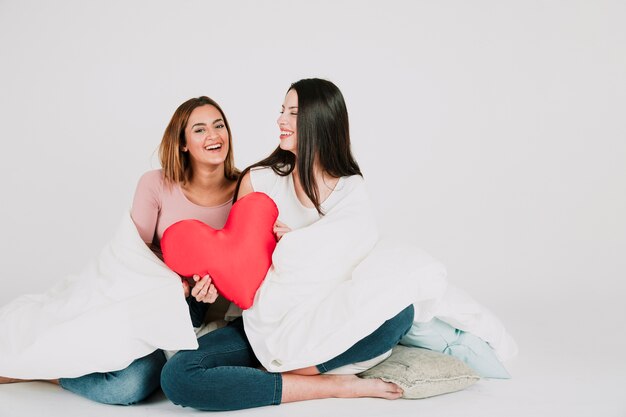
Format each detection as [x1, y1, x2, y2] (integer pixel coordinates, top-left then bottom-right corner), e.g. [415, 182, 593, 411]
[161, 192, 279, 310]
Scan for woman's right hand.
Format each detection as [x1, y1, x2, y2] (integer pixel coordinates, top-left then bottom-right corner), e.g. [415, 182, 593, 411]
[190, 274, 219, 304]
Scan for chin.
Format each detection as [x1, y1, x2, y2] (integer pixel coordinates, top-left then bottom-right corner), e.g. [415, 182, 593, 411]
[279, 142, 296, 153]
[205, 157, 227, 166]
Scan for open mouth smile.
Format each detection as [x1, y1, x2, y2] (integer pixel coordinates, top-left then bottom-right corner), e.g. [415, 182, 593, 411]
[280, 130, 294, 139]
[205, 144, 222, 151]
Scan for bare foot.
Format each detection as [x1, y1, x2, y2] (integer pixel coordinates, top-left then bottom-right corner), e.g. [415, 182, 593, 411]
[327, 374, 403, 400]
[0, 376, 57, 385]
[281, 373, 403, 403]
[0, 376, 24, 384]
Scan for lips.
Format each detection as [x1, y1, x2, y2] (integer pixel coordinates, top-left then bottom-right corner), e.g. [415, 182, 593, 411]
[204, 143, 223, 151]
[280, 130, 294, 140]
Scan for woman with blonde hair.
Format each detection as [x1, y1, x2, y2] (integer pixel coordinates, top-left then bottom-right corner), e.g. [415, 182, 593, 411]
[0, 96, 239, 405]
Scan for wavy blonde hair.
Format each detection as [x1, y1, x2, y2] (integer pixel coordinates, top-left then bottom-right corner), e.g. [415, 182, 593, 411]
[159, 96, 239, 184]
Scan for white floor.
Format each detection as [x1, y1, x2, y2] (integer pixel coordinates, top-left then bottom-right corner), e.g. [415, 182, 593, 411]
[1, 299, 624, 417]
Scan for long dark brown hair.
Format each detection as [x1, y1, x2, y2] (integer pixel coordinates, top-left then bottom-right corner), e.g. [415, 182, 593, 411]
[234, 78, 361, 214]
[160, 96, 239, 185]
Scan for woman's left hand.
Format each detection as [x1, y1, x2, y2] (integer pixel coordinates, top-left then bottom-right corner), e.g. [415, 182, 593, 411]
[190, 274, 219, 304]
[273, 220, 292, 241]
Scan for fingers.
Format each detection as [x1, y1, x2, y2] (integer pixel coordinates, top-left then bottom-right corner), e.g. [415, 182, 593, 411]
[190, 274, 218, 304]
[273, 220, 292, 242]
[198, 283, 218, 303]
[190, 274, 209, 298]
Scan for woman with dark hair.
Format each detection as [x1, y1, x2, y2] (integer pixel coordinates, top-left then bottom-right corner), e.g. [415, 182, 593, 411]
[161, 79, 414, 411]
[0, 96, 240, 405]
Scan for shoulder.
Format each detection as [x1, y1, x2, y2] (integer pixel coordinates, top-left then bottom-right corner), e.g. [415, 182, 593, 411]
[137, 169, 165, 189]
[134, 169, 167, 201]
[338, 174, 365, 193]
[249, 166, 281, 192]
[324, 174, 370, 210]
[343, 174, 364, 185]
[131, 170, 165, 231]
[138, 169, 164, 182]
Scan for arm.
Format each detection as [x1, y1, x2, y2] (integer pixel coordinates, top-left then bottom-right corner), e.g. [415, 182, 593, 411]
[235, 171, 254, 201]
[238, 169, 290, 240]
[131, 171, 206, 305]
[130, 171, 161, 245]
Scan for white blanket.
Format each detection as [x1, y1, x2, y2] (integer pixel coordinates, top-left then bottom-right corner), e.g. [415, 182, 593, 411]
[244, 180, 517, 372]
[0, 213, 198, 380]
[414, 281, 519, 362]
[243, 177, 385, 372]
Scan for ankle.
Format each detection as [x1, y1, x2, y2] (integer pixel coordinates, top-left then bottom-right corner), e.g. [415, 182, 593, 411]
[322, 374, 359, 398]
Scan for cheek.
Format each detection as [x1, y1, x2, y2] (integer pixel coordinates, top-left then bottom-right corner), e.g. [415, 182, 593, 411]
[186, 132, 202, 144]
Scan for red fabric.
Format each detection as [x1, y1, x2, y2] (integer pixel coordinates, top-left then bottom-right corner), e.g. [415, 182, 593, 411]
[161, 192, 279, 309]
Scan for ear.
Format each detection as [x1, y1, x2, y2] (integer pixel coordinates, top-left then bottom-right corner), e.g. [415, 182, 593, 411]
[181, 146, 188, 152]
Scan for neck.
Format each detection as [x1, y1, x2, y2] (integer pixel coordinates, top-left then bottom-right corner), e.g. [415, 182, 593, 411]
[313, 164, 338, 192]
[186, 163, 228, 191]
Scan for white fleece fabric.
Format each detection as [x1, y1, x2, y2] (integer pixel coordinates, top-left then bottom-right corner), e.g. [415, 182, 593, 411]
[0, 213, 198, 380]
[244, 177, 517, 372]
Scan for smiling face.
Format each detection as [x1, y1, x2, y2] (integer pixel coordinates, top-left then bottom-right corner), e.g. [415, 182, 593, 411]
[183, 104, 229, 168]
[277, 89, 298, 154]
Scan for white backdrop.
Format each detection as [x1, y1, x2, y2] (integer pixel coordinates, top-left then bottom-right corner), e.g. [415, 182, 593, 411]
[1, 0, 625, 349]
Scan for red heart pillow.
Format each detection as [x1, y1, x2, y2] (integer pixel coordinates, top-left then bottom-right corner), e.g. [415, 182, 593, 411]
[161, 192, 279, 309]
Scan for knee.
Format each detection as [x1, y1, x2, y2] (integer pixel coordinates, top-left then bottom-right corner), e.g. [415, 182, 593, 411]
[65, 370, 158, 406]
[160, 353, 191, 407]
[76, 351, 164, 405]
[113, 350, 166, 405]
[161, 352, 230, 411]
[399, 304, 415, 330]
[103, 372, 157, 405]
[384, 304, 415, 342]
[160, 357, 176, 403]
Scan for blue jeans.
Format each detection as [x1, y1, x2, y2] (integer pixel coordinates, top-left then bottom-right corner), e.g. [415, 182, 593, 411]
[58, 296, 208, 405]
[161, 304, 414, 411]
[59, 349, 166, 405]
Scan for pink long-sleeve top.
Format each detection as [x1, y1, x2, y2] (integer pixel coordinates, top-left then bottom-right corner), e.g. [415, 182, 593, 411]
[131, 169, 232, 257]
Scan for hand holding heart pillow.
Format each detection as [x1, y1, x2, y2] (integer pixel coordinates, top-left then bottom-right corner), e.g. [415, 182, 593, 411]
[161, 192, 279, 309]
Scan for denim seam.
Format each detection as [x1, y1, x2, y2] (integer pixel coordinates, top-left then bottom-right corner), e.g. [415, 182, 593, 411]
[272, 373, 282, 405]
[197, 346, 253, 369]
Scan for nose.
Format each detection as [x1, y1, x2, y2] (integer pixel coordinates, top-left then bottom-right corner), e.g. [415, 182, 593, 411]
[277, 113, 287, 126]
[205, 127, 219, 140]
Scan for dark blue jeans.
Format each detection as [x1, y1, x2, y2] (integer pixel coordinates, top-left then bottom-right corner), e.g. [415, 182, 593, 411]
[58, 296, 209, 405]
[59, 349, 166, 405]
[161, 304, 414, 411]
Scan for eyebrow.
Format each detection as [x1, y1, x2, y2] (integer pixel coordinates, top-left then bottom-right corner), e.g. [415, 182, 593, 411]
[191, 118, 224, 128]
[281, 105, 299, 110]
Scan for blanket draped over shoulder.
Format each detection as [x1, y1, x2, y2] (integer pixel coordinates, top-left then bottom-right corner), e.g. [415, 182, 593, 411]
[0, 213, 198, 380]
[244, 178, 517, 372]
